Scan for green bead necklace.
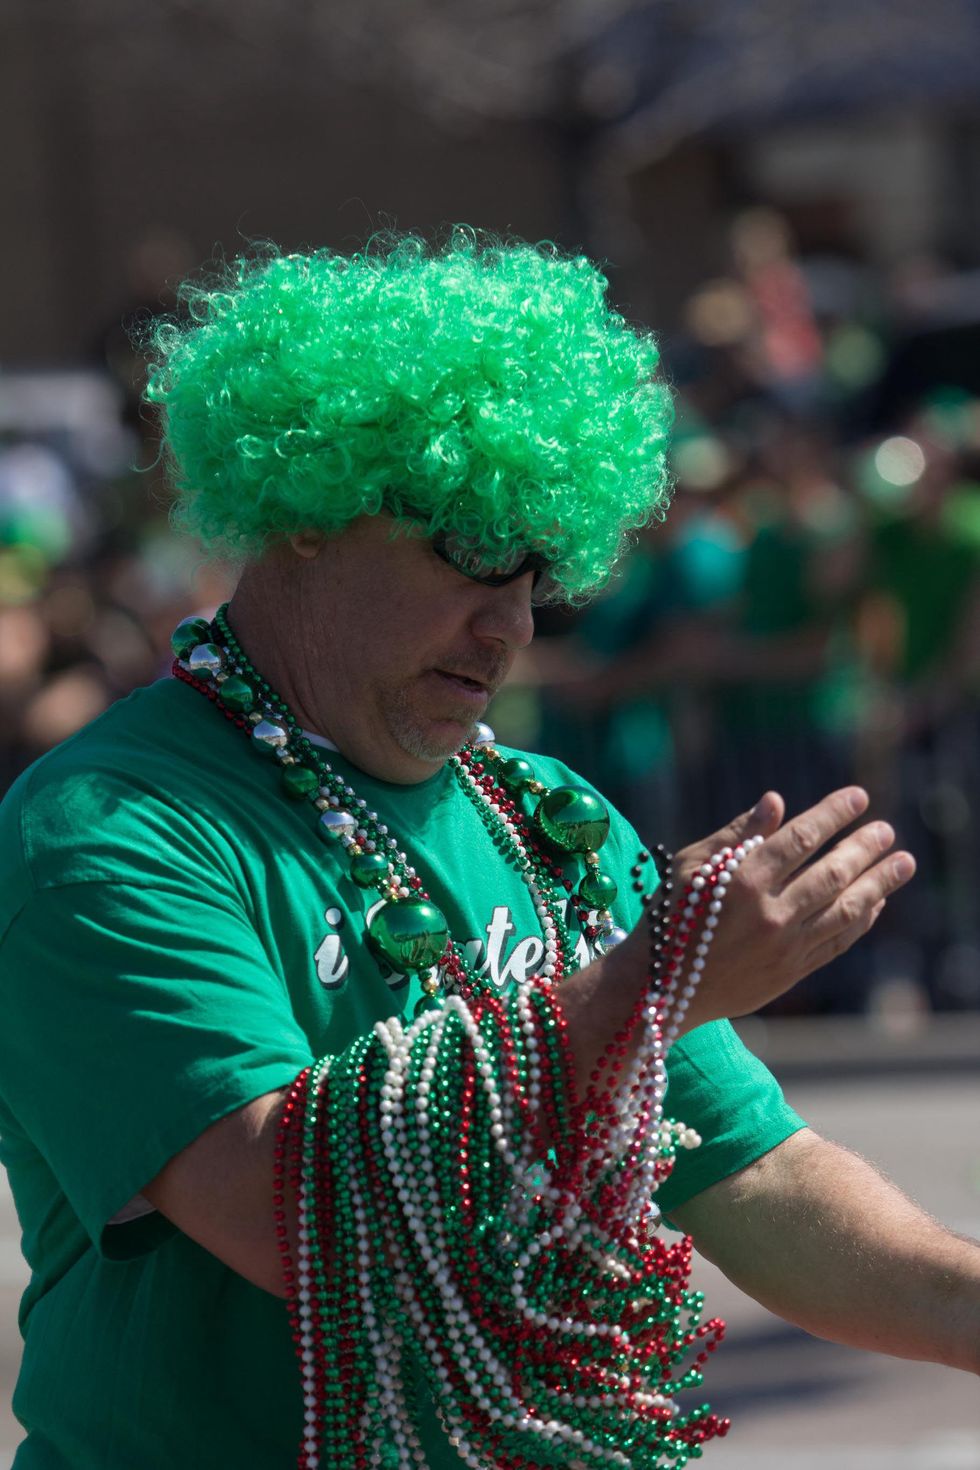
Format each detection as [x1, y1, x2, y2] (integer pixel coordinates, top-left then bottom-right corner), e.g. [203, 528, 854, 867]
[171, 605, 622, 1002]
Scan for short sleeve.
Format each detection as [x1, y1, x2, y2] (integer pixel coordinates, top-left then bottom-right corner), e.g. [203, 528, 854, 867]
[654, 1019, 806, 1216]
[0, 879, 314, 1255]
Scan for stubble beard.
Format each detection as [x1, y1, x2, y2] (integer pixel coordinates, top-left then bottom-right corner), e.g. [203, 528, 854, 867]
[384, 682, 478, 763]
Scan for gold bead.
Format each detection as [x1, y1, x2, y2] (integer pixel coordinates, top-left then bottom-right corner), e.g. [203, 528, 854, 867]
[529, 780, 546, 795]
[422, 974, 441, 996]
[585, 850, 601, 866]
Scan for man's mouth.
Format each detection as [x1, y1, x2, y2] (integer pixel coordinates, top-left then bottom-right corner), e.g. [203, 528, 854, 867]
[433, 669, 491, 702]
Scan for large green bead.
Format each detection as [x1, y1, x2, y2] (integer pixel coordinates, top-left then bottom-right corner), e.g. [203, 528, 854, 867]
[281, 763, 319, 800]
[535, 785, 610, 854]
[219, 674, 255, 714]
[578, 869, 619, 909]
[498, 756, 535, 792]
[171, 616, 213, 660]
[368, 898, 449, 973]
[350, 851, 390, 888]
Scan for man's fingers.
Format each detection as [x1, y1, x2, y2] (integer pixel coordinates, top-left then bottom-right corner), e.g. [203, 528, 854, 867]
[700, 790, 786, 858]
[803, 851, 915, 951]
[788, 820, 896, 918]
[759, 786, 869, 882]
[804, 897, 888, 973]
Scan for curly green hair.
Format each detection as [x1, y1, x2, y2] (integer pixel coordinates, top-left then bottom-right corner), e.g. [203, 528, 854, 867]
[146, 229, 673, 601]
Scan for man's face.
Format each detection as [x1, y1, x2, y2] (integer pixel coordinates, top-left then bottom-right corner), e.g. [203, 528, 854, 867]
[297, 515, 537, 782]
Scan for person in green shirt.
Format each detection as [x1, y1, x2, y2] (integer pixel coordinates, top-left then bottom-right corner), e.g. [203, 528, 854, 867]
[0, 234, 974, 1470]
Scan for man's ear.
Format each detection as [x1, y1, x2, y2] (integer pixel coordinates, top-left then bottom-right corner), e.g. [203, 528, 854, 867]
[288, 530, 324, 560]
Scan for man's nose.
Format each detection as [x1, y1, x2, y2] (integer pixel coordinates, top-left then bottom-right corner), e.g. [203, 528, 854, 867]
[469, 572, 536, 650]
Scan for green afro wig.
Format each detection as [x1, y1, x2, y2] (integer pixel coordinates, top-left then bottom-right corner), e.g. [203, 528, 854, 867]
[146, 229, 673, 601]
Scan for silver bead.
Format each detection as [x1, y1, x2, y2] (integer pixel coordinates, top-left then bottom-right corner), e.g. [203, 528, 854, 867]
[317, 809, 357, 842]
[472, 721, 495, 748]
[187, 642, 225, 677]
[251, 719, 289, 755]
[597, 925, 628, 952]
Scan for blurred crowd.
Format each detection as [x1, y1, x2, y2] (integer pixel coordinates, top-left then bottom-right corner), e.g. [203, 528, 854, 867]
[0, 230, 236, 792]
[3, 211, 980, 1015]
[508, 209, 980, 1016]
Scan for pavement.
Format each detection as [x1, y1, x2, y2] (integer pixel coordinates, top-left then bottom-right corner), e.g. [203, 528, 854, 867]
[0, 1015, 978, 1468]
[0, 1177, 25, 1469]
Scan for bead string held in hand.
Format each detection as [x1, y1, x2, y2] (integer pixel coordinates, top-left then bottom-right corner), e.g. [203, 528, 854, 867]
[571, 836, 764, 1232]
[276, 975, 732, 1470]
[269, 833, 760, 1468]
[649, 837, 764, 1043]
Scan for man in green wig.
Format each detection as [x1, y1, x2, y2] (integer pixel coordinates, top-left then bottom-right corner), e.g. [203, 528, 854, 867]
[0, 232, 975, 1469]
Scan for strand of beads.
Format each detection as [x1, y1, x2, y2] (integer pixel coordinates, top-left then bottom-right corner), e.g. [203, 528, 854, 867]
[278, 971, 732, 1469]
[451, 751, 574, 983]
[470, 746, 623, 949]
[569, 836, 763, 1244]
[654, 837, 765, 1044]
[174, 612, 418, 896]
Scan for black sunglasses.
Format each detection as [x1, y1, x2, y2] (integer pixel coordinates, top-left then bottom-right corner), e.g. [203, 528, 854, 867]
[430, 529, 561, 605]
[396, 507, 562, 605]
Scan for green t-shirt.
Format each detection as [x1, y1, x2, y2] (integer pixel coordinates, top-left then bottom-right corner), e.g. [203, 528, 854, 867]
[0, 677, 804, 1470]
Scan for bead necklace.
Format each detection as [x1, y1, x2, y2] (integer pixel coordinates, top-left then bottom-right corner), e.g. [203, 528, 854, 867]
[171, 605, 623, 1004]
[274, 828, 758, 1468]
[170, 604, 762, 1467]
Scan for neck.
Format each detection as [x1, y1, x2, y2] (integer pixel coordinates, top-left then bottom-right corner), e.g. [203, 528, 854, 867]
[226, 556, 325, 738]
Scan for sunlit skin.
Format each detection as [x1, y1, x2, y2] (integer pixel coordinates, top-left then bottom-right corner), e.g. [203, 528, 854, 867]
[228, 516, 535, 784]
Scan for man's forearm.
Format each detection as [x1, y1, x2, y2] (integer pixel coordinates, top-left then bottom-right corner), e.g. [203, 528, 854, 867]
[674, 1128, 980, 1374]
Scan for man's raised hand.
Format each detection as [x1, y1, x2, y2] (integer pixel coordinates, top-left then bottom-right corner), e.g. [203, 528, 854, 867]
[666, 787, 916, 1032]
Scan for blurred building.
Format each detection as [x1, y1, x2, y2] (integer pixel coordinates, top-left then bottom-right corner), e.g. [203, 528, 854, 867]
[4, 1, 980, 362]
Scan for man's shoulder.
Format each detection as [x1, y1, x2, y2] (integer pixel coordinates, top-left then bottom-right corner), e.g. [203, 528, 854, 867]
[0, 678, 239, 900]
[4, 679, 193, 813]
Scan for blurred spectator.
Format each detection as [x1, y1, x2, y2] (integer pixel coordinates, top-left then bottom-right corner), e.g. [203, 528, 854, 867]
[730, 208, 825, 417]
[855, 425, 980, 1009]
[533, 479, 746, 849]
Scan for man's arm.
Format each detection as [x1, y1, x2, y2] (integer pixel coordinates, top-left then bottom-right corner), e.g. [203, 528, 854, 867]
[142, 1090, 289, 1298]
[143, 785, 913, 1298]
[672, 1127, 980, 1374]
